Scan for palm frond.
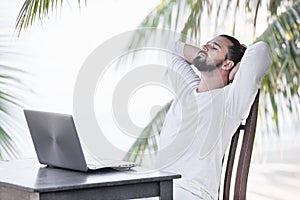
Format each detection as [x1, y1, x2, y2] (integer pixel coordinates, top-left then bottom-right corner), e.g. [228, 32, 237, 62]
[15, 0, 61, 36]
[0, 79, 24, 160]
[129, 0, 206, 48]
[180, 0, 204, 43]
[131, 0, 299, 48]
[15, 0, 85, 36]
[129, 0, 182, 49]
[0, 126, 18, 159]
[123, 100, 172, 164]
[257, 2, 300, 132]
[0, 38, 30, 159]
[0, 64, 28, 159]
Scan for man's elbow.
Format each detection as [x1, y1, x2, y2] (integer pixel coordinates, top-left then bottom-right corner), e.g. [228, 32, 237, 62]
[248, 41, 272, 71]
[253, 41, 272, 65]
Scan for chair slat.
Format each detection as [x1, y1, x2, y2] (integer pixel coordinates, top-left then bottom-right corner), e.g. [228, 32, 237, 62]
[221, 90, 260, 200]
[223, 128, 240, 200]
[234, 91, 260, 200]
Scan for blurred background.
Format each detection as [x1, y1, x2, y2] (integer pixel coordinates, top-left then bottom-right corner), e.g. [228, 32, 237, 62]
[0, 0, 299, 199]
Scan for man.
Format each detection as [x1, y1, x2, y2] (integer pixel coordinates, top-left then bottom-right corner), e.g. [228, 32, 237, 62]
[157, 35, 272, 199]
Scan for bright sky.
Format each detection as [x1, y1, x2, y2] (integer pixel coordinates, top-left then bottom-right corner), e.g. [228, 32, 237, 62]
[12, 0, 162, 113]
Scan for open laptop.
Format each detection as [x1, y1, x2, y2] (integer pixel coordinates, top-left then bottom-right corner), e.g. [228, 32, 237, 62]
[24, 109, 137, 172]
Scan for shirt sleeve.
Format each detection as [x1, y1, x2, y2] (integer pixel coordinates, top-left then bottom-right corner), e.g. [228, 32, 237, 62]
[167, 41, 200, 94]
[226, 41, 272, 119]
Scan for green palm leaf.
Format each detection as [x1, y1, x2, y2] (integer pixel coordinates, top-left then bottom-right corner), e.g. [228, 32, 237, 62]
[0, 63, 28, 159]
[15, 0, 85, 36]
[123, 100, 172, 164]
[131, 0, 298, 46]
[0, 126, 17, 159]
[257, 2, 300, 131]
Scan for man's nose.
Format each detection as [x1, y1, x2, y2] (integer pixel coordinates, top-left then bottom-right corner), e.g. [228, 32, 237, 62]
[200, 45, 208, 52]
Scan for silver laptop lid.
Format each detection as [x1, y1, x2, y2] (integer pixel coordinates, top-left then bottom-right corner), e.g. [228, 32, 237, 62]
[24, 109, 89, 172]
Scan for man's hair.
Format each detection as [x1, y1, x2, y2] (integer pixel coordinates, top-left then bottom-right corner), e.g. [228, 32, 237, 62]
[219, 34, 247, 66]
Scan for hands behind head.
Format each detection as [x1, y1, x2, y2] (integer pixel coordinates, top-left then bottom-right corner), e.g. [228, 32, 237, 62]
[229, 62, 240, 82]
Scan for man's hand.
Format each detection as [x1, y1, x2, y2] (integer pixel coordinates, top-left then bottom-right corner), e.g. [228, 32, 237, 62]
[229, 62, 240, 82]
[183, 43, 201, 64]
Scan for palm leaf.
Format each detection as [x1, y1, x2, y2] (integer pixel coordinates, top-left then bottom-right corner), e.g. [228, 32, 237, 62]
[0, 64, 28, 159]
[0, 32, 31, 159]
[130, 0, 298, 47]
[0, 126, 18, 159]
[15, 0, 85, 36]
[257, 2, 300, 132]
[123, 100, 172, 164]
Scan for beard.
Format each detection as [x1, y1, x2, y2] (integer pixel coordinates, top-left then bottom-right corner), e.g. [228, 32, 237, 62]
[192, 53, 224, 72]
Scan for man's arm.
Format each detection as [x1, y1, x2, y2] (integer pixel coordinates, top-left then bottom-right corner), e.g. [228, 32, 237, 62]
[167, 41, 200, 94]
[227, 41, 272, 119]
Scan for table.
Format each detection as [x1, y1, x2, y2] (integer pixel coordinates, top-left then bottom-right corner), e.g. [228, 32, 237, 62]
[0, 159, 181, 200]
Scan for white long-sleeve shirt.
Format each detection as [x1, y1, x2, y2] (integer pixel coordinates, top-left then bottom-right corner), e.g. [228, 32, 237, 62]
[157, 41, 272, 200]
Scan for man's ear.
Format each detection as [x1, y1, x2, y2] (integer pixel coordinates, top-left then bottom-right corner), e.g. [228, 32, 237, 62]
[221, 60, 234, 71]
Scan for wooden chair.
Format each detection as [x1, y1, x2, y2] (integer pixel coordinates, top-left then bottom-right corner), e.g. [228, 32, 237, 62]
[221, 90, 260, 200]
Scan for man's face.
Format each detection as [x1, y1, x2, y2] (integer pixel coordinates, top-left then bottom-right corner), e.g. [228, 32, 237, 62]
[192, 36, 233, 72]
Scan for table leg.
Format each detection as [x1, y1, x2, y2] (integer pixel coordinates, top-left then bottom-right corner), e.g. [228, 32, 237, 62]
[159, 180, 173, 200]
[0, 186, 39, 200]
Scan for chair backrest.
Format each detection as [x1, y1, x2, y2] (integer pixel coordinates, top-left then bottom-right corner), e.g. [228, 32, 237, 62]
[222, 90, 260, 200]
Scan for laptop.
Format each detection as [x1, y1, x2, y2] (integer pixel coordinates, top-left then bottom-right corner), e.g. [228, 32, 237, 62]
[24, 109, 137, 172]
